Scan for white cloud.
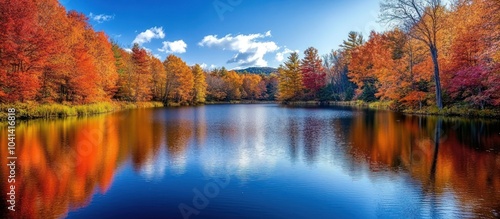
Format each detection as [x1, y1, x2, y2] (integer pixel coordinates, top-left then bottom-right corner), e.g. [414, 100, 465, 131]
[275, 47, 299, 62]
[124, 48, 132, 53]
[158, 40, 187, 54]
[89, 12, 114, 23]
[231, 66, 245, 70]
[132, 27, 165, 45]
[198, 30, 279, 67]
[199, 63, 217, 70]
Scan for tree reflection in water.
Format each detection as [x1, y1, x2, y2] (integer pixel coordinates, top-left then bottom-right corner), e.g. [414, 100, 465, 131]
[0, 106, 498, 219]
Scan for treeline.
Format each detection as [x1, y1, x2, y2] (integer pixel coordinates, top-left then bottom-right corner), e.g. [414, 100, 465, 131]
[205, 67, 277, 102]
[1, 0, 116, 104]
[277, 0, 500, 110]
[1, 0, 499, 110]
[111, 45, 278, 104]
[0, 0, 277, 105]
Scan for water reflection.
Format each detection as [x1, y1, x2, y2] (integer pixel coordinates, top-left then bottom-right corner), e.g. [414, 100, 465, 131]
[348, 111, 500, 217]
[0, 115, 125, 219]
[0, 105, 499, 219]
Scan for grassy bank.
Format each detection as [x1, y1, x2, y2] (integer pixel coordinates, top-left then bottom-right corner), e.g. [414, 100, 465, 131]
[282, 100, 392, 110]
[0, 101, 164, 120]
[205, 100, 277, 105]
[402, 105, 500, 118]
[283, 100, 500, 118]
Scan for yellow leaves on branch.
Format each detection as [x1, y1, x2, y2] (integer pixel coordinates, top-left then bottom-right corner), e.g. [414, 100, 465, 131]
[192, 64, 208, 104]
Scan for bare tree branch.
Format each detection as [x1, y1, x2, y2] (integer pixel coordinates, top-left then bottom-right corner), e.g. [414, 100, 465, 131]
[379, 0, 445, 109]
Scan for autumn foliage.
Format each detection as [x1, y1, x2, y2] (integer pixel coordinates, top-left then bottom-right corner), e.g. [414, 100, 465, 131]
[205, 67, 276, 102]
[276, 0, 500, 110]
[0, 0, 51, 102]
[301, 47, 326, 97]
[0, 0, 280, 106]
[277, 52, 303, 101]
[350, 0, 500, 109]
[1, 0, 498, 110]
[163, 54, 194, 104]
[0, 0, 277, 105]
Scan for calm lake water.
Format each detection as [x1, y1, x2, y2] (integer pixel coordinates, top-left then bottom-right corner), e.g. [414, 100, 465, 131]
[1, 104, 499, 219]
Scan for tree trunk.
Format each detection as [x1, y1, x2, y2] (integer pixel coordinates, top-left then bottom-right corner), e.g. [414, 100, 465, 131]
[430, 45, 443, 109]
[430, 118, 442, 181]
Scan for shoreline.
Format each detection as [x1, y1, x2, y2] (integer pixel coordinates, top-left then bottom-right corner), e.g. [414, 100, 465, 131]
[283, 100, 500, 118]
[1, 100, 498, 121]
[0, 101, 164, 121]
[205, 100, 277, 105]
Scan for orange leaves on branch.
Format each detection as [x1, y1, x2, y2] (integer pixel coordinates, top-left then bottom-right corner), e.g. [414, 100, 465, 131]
[224, 71, 243, 100]
[0, 0, 53, 102]
[349, 36, 377, 90]
[63, 11, 103, 103]
[442, 0, 500, 108]
[2, 0, 497, 109]
[151, 57, 167, 101]
[70, 44, 100, 103]
[348, 32, 384, 101]
[131, 44, 152, 102]
[348, 30, 433, 104]
[93, 32, 118, 99]
[242, 74, 266, 100]
[163, 54, 194, 104]
[1, 0, 128, 104]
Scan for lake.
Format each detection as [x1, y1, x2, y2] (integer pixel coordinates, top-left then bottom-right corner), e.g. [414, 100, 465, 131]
[1, 104, 499, 219]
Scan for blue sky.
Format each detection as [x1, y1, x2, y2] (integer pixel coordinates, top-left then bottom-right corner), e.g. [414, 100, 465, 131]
[59, 0, 384, 69]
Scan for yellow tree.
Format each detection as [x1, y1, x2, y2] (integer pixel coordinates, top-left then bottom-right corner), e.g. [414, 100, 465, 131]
[192, 64, 207, 104]
[163, 55, 194, 104]
[224, 71, 243, 100]
[242, 74, 265, 100]
[277, 52, 303, 101]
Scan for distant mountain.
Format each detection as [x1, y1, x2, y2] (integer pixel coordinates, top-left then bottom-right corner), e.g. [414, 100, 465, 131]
[234, 67, 278, 75]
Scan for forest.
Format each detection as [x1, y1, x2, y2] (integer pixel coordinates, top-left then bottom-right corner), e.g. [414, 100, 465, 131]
[278, 0, 500, 112]
[0, 0, 499, 113]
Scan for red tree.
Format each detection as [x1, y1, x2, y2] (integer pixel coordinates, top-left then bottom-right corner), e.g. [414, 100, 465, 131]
[449, 63, 500, 109]
[301, 47, 326, 97]
[0, 0, 53, 102]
